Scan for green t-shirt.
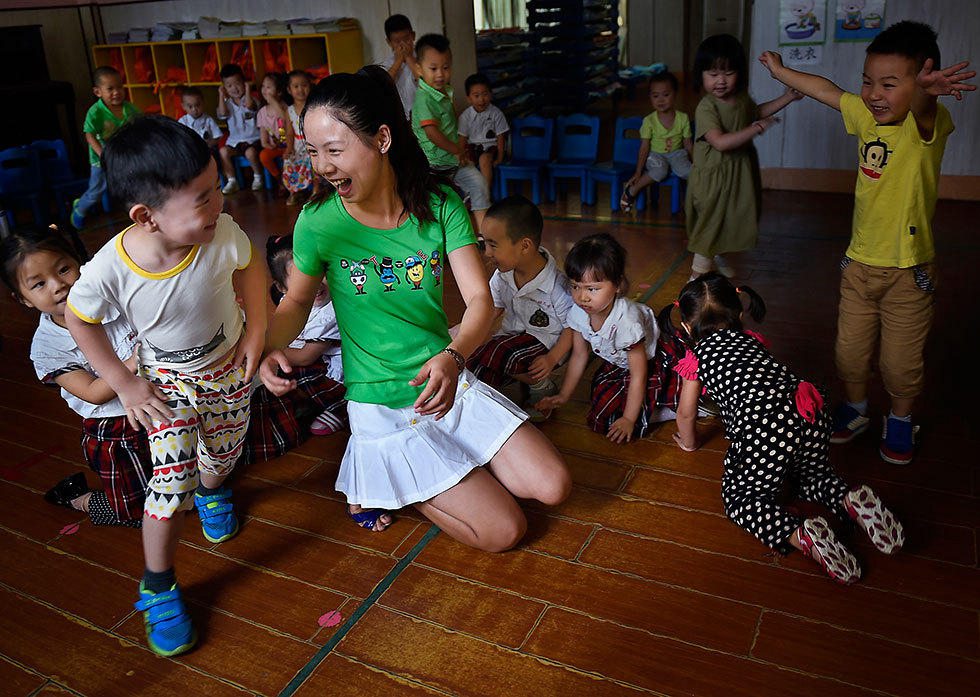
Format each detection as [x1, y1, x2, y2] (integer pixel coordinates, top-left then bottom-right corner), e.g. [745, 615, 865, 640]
[83, 99, 140, 166]
[840, 92, 953, 268]
[292, 186, 477, 407]
[640, 110, 691, 153]
[412, 79, 458, 168]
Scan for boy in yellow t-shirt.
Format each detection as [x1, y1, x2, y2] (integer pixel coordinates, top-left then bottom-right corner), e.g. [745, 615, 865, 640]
[621, 72, 693, 211]
[760, 20, 974, 465]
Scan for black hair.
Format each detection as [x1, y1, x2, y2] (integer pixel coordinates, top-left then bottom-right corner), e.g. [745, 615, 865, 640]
[219, 63, 244, 80]
[657, 272, 766, 346]
[384, 14, 413, 39]
[92, 66, 121, 86]
[181, 86, 203, 100]
[262, 71, 288, 99]
[1, 225, 84, 299]
[102, 114, 212, 209]
[465, 72, 492, 95]
[302, 65, 444, 224]
[649, 71, 679, 92]
[485, 195, 543, 245]
[692, 34, 748, 93]
[867, 20, 940, 71]
[564, 233, 628, 289]
[415, 33, 451, 60]
[265, 235, 294, 302]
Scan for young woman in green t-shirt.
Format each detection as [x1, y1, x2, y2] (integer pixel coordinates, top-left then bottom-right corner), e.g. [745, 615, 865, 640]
[259, 67, 570, 552]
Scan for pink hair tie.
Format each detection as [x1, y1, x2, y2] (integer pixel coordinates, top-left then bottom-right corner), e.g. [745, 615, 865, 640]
[672, 300, 680, 308]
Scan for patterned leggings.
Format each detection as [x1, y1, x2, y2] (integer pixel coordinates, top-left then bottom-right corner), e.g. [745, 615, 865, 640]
[722, 403, 850, 552]
[142, 361, 251, 520]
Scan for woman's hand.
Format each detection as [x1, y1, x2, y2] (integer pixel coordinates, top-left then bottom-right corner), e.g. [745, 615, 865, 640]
[258, 349, 297, 396]
[410, 351, 460, 419]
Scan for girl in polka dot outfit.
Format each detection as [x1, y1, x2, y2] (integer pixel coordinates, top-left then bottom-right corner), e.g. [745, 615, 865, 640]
[535, 233, 683, 443]
[665, 273, 904, 584]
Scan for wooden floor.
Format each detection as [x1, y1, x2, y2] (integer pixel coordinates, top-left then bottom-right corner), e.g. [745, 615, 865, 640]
[0, 184, 977, 697]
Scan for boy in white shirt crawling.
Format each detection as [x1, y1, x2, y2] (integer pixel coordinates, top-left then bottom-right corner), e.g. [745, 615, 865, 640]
[66, 114, 267, 657]
[467, 195, 573, 420]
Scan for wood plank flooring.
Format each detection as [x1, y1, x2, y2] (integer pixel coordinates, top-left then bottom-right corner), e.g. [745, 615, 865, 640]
[0, 185, 976, 696]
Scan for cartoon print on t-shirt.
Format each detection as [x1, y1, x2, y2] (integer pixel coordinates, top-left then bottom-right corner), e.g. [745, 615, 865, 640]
[859, 136, 891, 180]
[341, 259, 368, 295]
[429, 250, 442, 286]
[372, 255, 401, 292]
[405, 252, 426, 290]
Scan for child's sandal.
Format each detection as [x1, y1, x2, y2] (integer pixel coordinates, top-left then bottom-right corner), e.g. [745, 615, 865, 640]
[619, 187, 635, 212]
[845, 485, 904, 554]
[797, 516, 861, 585]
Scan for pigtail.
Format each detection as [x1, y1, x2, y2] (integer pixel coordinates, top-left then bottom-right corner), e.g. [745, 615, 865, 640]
[657, 301, 679, 339]
[735, 285, 767, 323]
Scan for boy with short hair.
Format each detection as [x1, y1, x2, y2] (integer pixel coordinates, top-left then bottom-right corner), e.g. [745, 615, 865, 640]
[467, 195, 574, 420]
[71, 66, 140, 230]
[217, 63, 263, 193]
[380, 13, 419, 119]
[760, 20, 975, 464]
[458, 72, 510, 194]
[621, 71, 693, 211]
[66, 115, 267, 656]
[178, 86, 221, 148]
[411, 33, 492, 229]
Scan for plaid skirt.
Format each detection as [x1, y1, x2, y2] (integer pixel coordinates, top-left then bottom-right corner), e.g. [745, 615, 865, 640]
[587, 336, 685, 438]
[240, 364, 347, 464]
[81, 416, 152, 522]
[467, 333, 548, 388]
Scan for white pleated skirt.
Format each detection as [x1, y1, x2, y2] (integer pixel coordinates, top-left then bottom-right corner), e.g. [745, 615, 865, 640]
[336, 370, 528, 509]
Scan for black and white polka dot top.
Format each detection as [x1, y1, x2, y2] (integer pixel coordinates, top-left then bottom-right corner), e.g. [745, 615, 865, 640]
[677, 329, 804, 435]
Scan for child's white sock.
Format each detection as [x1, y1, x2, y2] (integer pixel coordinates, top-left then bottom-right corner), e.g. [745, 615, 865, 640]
[888, 411, 912, 423]
[847, 399, 868, 415]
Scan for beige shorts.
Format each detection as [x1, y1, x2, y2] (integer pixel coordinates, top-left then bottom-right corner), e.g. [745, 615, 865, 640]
[835, 258, 935, 399]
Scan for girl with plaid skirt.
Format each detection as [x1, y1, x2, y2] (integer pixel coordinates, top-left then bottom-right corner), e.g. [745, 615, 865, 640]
[666, 273, 904, 584]
[3, 226, 149, 527]
[536, 233, 684, 443]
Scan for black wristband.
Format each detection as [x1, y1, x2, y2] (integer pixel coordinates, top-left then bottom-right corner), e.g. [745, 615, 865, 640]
[440, 347, 466, 373]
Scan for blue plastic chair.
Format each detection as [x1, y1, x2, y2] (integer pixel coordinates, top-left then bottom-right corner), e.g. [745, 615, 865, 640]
[0, 145, 46, 226]
[496, 116, 554, 205]
[31, 139, 88, 222]
[546, 113, 600, 203]
[585, 116, 649, 211]
[650, 172, 686, 216]
[233, 155, 274, 190]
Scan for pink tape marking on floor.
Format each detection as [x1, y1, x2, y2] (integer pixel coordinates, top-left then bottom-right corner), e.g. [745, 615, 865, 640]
[317, 610, 343, 627]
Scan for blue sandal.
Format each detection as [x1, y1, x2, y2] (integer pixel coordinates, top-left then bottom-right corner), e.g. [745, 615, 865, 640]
[348, 506, 393, 531]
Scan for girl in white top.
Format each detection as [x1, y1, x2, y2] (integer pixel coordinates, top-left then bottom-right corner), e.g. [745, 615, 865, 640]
[537, 233, 683, 443]
[266, 235, 347, 436]
[2, 226, 150, 527]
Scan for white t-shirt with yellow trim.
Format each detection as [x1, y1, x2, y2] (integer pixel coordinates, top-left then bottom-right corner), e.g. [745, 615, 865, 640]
[68, 213, 252, 372]
[840, 92, 953, 268]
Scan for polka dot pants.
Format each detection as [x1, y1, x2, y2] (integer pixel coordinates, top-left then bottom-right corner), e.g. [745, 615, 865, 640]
[721, 401, 850, 552]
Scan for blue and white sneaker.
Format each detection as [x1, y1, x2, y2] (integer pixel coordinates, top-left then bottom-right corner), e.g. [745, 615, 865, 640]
[134, 582, 196, 656]
[879, 416, 919, 465]
[69, 198, 84, 230]
[830, 403, 870, 444]
[194, 487, 239, 543]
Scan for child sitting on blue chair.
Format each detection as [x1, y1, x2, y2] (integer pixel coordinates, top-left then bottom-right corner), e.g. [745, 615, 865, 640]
[621, 71, 692, 212]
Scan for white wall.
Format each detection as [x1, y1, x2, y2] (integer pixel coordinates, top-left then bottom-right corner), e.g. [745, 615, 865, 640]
[748, 0, 980, 175]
